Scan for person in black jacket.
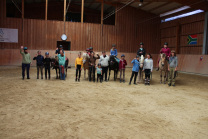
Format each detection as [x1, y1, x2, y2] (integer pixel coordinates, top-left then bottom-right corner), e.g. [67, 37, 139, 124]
[33, 50, 44, 79]
[137, 42, 146, 57]
[44, 52, 51, 80]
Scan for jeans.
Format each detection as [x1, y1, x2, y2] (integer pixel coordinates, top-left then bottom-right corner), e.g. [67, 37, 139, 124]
[45, 66, 50, 79]
[129, 71, 138, 84]
[37, 65, 43, 79]
[97, 74, 102, 82]
[89, 66, 95, 81]
[22, 63, 30, 79]
[101, 66, 108, 81]
[120, 69, 125, 81]
[76, 65, 82, 79]
[168, 67, 175, 85]
[59, 66, 65, 80]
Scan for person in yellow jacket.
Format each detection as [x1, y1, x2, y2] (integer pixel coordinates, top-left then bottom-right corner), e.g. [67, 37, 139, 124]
[75, 52, 83, 82]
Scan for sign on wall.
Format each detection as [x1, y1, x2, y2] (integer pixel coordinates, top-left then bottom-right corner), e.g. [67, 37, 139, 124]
[0, 28, 18, 43]
[187, 34, 197, 45]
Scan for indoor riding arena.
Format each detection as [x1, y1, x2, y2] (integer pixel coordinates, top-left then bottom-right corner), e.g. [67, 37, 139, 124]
[0, 0, 208, 139]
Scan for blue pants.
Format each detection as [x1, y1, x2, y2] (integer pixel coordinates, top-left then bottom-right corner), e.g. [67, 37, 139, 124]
[59, 66, 65, 80]
[22, 63, 30, 79]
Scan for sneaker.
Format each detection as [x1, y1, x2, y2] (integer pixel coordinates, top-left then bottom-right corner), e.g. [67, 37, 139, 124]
[134, 83, 137, 85]
[37, 77, 39, 79]
[120, 80, 122, 83]
[172, 84, 175, 87]
[27, 78, 30, 79]
[78, 78, 80, 82]
[168, 83, 171, 86]
[129, 82, 131, 85]
[75, 78, 77, 82]
[123, 80, 125, 83]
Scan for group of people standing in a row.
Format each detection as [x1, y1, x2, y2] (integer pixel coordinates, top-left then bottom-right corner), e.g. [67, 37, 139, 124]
[20, 42, 178, 86]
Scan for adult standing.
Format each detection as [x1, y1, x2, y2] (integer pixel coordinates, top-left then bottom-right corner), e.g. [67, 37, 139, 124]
[57, 50, 66, 80]
[89, 52, 100, 82]
[99, 51, 109, 82]
[137, 42, 146, 57]
[156, 42, 171, 71]
[20, 46, 31, 80]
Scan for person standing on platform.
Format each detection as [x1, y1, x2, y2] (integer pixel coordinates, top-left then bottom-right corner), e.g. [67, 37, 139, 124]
[20, 46, 31, 80]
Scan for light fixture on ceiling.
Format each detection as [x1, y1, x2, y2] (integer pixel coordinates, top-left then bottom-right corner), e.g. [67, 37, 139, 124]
[139, 0, 143, 7]
[160, 6, 190, 17]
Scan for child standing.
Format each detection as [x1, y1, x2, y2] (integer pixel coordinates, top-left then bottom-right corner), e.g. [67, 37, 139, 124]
[168, 50, 178, 87]
[97, 63, 102, 83]
[75, 52, 83, 82]
[20, 46, 31, 80]
[33, 50, 44, 79]
[129, 55, 140, 85]
[143, 54, 153, 85]
[119, 54, 127, 83]
[44, 52, 51, 80]
[58, 50, 66, 80]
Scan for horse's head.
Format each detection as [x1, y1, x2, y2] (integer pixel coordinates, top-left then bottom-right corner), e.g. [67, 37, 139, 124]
[160, 53, 166, 67]
[139, 55, 144, 68]
[109, 55, 116, 66]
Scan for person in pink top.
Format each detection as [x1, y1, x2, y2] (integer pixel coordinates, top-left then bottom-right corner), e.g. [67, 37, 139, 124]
[156, 42, 171, 71]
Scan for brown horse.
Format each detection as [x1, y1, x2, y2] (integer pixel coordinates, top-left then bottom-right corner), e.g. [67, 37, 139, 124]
[82, 53, 90, 80]
[159, 53, 168, 84]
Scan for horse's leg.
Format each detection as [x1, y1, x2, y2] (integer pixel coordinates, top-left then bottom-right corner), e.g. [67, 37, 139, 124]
[160, 71, 162, 84]
[84, 69, 86, 80]
[108, 69, 111, 81]
[141, 70, 143, 82]
[65, 68, 67, 77]
[55, 68, 58, 79]
[164, 71, 166, 84]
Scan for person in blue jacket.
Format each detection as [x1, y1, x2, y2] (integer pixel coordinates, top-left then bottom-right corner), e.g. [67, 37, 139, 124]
[33, 50, 44, 79]
[129, 55, 140, 85]
[110, 44, 120, 63]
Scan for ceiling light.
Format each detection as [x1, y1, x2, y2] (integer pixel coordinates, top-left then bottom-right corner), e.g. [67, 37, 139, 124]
[160, 6, 190, 17]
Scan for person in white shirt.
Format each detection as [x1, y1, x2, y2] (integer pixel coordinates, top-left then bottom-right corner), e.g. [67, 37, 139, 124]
[99, 51, 109, 81]
[143, 54, 153, 85]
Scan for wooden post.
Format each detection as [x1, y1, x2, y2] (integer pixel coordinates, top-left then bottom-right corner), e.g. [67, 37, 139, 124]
[176, 23, 180, 54]
[45, 0, 48, 20]
[64, 0, 66, 22]
[22, 0, 24, 46]
[81, 0, 84, 23]
[101, 0, 104, 25]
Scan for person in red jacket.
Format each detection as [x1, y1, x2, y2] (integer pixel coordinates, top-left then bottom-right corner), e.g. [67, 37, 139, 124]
[119, 54, 127, 83]
[156, 42, 171, 71]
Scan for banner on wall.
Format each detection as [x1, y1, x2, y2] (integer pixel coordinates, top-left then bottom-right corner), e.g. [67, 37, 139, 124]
[187, 34, 197, 45]
[0, 28, 18, 43]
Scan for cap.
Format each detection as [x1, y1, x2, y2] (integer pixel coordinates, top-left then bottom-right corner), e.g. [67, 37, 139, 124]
[140, 42, 144, 45]
[59, 45, 63, 48]
[98, 63, 101, 66]
[45, 52, 49, 55]
[112, 44, 116, 47]
[136, 55, 139, 58]
[121, 54, 125, 57]
[89, 47, 93, 50]
[171, 50, 175, 53]
[164, 42, 168, 45]
[23, 47, 27, 50]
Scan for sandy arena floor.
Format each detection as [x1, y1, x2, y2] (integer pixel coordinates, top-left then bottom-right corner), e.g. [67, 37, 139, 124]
[0, 66, 208, 139]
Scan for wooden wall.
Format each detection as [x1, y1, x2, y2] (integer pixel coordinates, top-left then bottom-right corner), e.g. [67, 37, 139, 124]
[160, 12, 205, 54]
[0, 0, 160, 55]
